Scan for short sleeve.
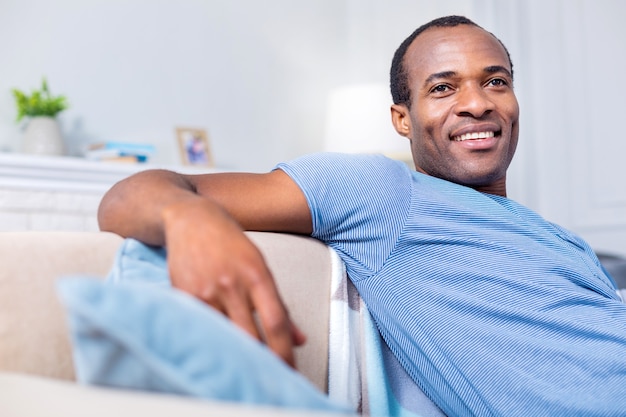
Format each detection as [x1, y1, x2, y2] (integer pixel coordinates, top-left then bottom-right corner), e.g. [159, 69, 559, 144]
[276, 153, 412, 278]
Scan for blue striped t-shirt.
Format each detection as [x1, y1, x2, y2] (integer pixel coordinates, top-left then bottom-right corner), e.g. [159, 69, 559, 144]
[277, 152, 626, 417]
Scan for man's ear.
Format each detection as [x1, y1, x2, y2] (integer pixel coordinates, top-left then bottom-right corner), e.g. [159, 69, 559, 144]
[391, 104, 411, 137]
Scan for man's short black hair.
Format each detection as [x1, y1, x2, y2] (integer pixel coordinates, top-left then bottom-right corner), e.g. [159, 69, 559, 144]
[390, 15, 514, 107]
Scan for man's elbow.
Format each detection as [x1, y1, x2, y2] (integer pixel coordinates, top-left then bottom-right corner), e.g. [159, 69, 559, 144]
[97, 188, 120, 233]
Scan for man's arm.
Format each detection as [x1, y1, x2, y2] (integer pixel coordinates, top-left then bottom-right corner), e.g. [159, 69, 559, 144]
[97, 168, 312, 367]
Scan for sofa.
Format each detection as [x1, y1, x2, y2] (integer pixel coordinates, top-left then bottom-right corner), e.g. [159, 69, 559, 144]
[0, 231, 349, 417]
[3, 231, 625, 417]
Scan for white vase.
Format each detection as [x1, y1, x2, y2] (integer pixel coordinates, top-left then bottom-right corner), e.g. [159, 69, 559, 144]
[22, 116, 65, 156]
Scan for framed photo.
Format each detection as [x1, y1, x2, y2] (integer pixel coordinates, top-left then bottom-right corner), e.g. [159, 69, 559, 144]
[176, 127, 214, 167]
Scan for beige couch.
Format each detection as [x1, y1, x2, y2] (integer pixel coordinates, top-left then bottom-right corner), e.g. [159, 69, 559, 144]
[0, 231, 349, 417]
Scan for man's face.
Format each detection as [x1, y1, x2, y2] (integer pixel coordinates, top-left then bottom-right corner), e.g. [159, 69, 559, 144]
[392, 25, 519, 194]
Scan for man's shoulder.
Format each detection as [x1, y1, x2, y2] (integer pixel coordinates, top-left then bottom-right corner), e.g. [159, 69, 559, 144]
[276, 152, 414, 216]
[283, 151, 405, 166]
[277, 152, 410, 181]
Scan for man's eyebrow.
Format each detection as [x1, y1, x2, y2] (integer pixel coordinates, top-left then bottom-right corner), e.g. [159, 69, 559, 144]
[423, 71, 457, 88]
[485, 65, 512, 78]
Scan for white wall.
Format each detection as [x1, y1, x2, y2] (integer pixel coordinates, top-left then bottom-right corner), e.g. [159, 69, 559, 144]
[0, 0, 348, 171]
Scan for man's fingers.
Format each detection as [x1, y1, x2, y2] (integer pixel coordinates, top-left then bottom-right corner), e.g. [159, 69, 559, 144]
[198, 268, 298, 367]
[290, 321, 307, 346]
[250, 281, 297, 368]
[219, 284, 262, 342]
[167, 230, 298, 366]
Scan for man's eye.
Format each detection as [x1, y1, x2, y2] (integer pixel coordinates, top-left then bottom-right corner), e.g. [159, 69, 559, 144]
[488, 78, 508, 87]
[431, 84, 451, 93]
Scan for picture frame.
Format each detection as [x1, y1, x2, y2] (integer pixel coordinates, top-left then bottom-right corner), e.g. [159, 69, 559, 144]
[176, 127, 214, 167]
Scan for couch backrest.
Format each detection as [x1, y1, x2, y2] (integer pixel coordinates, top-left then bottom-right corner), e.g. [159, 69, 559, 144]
[246, 232, 332, 393]
[0, 231, 124, 380]
[0, 231, 332, 393]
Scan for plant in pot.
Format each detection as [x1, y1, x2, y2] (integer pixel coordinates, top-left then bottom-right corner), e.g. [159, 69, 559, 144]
[12, 78, 69, 155]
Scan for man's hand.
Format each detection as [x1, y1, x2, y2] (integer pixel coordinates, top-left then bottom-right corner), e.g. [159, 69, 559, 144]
[163, 198, 306, 367]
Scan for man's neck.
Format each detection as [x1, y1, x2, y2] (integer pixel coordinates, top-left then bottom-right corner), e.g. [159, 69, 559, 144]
[472, 180, 507, 197]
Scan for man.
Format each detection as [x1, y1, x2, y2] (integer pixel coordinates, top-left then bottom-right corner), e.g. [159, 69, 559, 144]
[99, 16, 626, 416]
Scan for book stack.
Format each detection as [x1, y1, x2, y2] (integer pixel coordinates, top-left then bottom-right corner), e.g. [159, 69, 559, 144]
[84, 142, 156, 163]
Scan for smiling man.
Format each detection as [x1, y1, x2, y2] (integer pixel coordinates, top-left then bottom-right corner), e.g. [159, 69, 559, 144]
[99, 15, 626, 416]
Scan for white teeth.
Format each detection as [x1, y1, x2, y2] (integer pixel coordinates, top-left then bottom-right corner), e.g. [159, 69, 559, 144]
[453, 131, 495, 141]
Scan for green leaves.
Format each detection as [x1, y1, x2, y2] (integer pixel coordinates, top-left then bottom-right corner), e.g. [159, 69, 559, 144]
[12, 78, 69, 122]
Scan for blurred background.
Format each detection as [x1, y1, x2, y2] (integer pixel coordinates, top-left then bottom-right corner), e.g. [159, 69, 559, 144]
[0, 0, 624, 253]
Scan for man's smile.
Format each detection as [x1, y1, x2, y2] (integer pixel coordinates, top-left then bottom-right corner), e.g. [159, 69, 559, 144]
[449, 128, 502, 151]
[452, 131, 496, 141]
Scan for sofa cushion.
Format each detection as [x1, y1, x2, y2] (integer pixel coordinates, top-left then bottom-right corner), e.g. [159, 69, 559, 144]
[0, 372, 347, 417]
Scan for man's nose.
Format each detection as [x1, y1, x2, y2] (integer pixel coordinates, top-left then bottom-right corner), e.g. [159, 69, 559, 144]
[454, 85, 495, 118]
